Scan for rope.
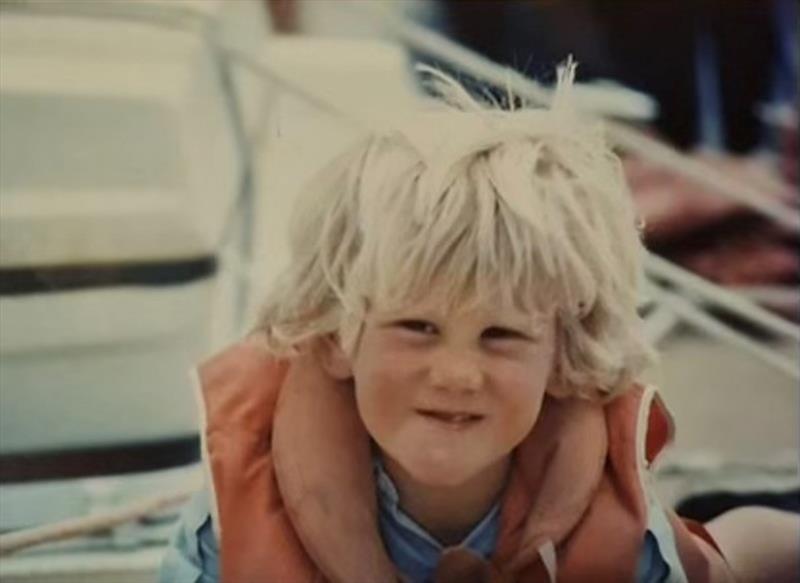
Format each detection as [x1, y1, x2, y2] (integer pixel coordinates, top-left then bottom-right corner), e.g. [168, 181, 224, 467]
[0, 486, 195, 556]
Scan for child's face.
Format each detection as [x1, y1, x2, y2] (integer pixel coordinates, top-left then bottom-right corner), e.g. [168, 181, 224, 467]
[348, 296, 556, 488]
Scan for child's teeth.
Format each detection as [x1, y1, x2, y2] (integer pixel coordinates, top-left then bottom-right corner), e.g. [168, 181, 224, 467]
[422, 410, 478, 423]
[444, 414, 470, 422]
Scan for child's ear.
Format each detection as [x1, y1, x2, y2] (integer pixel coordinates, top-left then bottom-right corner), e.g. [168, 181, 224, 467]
[315, 334, 353, 380]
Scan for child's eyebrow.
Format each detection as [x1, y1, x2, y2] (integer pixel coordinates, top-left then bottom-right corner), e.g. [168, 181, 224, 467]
[500, 312, 553, 338]
[497, 321, 546, 341]
[372, 312, 432, 328]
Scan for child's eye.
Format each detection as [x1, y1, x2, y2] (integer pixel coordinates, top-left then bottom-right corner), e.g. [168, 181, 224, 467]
[482, 326, 525, 341]
[396, 320, 438, 335]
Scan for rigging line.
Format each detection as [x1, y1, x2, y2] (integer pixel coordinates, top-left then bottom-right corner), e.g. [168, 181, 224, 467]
[0, 485, 196, 556]
[646, 254, 800, 343]
[646, 282, 800, 381]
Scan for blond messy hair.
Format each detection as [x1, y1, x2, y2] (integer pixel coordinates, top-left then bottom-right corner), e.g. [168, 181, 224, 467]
[257, 62, 654, 399]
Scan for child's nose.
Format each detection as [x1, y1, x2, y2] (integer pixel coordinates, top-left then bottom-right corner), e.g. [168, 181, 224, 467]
[428, 349, 484, 393]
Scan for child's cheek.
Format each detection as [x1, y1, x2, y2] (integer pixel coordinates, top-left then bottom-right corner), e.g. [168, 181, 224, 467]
[370, 334, 429, 373]
[355, 337, 421, 397]
[495, 360, 551, 409]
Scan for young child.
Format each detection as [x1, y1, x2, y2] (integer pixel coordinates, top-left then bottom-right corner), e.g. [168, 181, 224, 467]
[160, 65, 795, 583]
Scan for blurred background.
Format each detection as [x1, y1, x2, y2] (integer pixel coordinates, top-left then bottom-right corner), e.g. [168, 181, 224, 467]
[0, 1, 796, 581]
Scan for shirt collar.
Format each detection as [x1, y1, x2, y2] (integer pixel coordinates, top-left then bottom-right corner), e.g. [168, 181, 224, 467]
[373, 457, 500, 582]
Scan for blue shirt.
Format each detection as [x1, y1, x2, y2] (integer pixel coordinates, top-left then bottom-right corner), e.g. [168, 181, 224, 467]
[160, 466, 683, 583]
[374, 458, 501, 581]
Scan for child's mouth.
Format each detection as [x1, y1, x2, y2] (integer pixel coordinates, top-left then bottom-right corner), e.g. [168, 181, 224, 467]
[416, 409, 484, 429]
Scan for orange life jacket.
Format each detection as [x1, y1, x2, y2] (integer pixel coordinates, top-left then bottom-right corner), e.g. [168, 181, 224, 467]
[196, 338, 732, 583]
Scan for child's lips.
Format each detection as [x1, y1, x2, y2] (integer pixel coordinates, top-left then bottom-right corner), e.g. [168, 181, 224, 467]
[415, 408, 485, 429]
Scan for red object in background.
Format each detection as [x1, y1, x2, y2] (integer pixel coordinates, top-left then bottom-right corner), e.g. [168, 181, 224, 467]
[626, 153, 797, 245]
[627, 160, 745, 245]
[626, 153, 798, 307]
[669, 222, 799, 286]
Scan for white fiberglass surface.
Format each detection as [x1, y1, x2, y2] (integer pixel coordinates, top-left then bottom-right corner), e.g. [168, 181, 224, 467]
[0, 93, 183, 193]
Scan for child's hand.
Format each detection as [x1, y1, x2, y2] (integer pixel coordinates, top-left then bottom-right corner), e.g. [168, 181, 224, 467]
[705, 506, 800, 583]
